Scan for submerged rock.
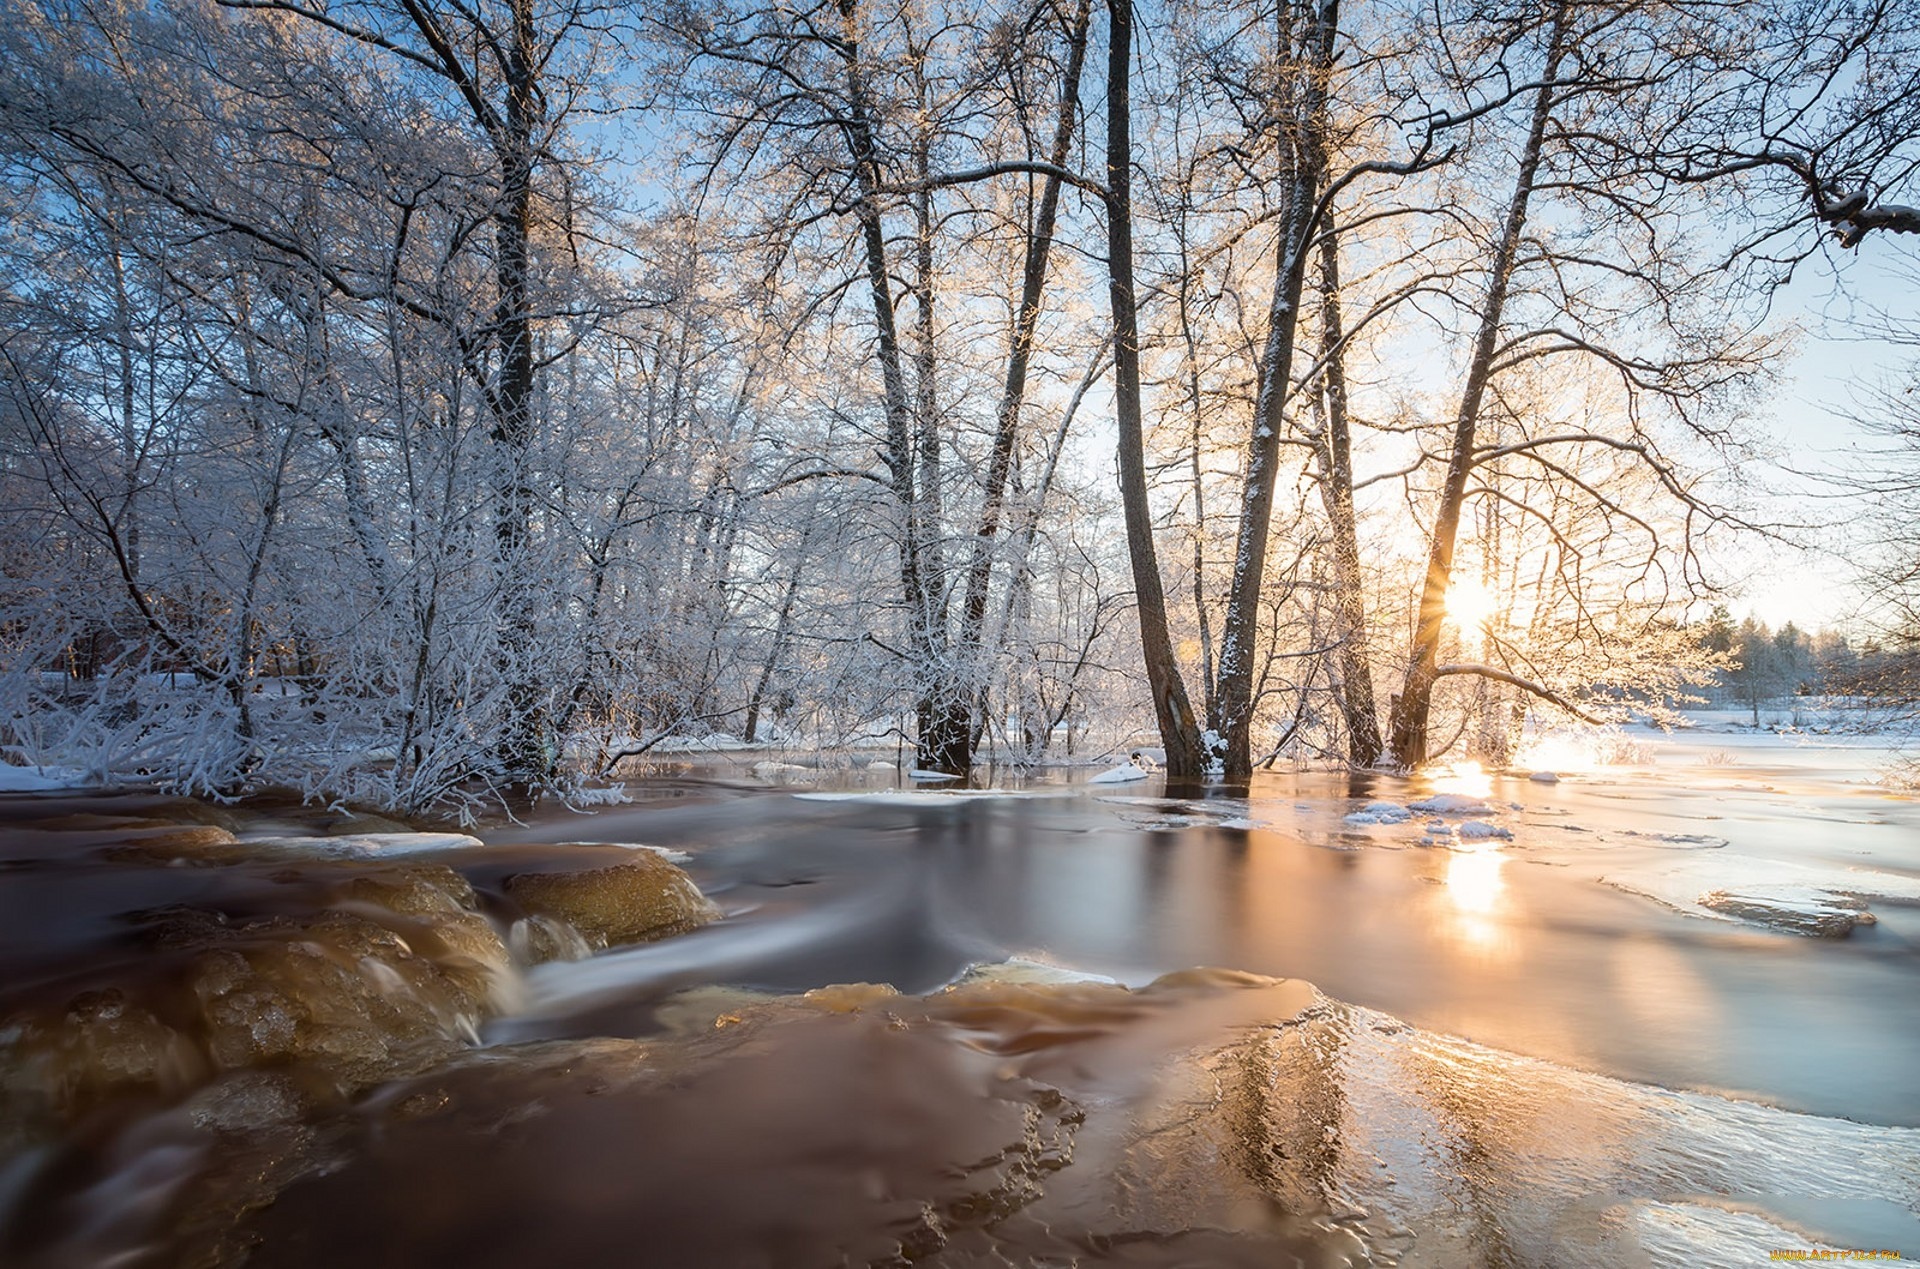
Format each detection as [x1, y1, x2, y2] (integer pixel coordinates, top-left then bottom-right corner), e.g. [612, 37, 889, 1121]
[501, 854, 719, 952]
[0, 861, 511, 1141]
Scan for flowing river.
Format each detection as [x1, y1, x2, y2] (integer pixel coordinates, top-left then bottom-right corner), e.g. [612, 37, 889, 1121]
[2, 724, 1917, 1266]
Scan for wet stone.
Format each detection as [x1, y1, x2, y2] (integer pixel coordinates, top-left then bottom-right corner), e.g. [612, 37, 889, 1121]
[500, 853, 719, 951]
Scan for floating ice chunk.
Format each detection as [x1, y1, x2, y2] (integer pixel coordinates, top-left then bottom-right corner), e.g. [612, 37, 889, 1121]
[557, 841, 693, 864]
[1699, 888, 1874, 938]
[908, 768, 961, 782]
[1217, 817, 1263, 830]
[794, 789, 1070, 804]
[752, 761, 812, 777]
[867, 761, 894, 771]
[233, 832, 484, 857]
[1089, 762, 1150, 784]
[1344, 800, 1412, 825]
[1409, 793, 1495, 815]
[1528, 771, 1561, 783]
[1457, 820, 1514, 840]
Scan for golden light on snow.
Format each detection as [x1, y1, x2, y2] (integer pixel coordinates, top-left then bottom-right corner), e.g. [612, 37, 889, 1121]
[1445, 577, 1498, 631]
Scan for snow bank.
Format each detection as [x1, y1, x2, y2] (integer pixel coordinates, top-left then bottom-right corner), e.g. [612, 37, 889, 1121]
[0, 764, 94, 792]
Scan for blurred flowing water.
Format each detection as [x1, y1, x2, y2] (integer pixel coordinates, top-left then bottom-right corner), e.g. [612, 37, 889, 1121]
[2, 728, 1917, 1265]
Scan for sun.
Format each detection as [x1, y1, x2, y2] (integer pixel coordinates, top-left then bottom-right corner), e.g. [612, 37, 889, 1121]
[1445, 577, 1499, 630]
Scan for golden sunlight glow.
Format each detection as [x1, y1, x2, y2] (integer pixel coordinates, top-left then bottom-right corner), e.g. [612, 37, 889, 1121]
[1444, 578, 1499, 631]
[1430, 759, 1493, 800]
[1514, 734, 1599, 774]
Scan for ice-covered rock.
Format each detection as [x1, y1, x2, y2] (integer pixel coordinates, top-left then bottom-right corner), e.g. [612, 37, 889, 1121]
[1528, 771, 1560, 783]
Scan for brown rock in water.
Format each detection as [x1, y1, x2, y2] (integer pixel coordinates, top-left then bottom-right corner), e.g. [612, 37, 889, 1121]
[501, 853, 718, 950]
[0, 863, 512, 1140]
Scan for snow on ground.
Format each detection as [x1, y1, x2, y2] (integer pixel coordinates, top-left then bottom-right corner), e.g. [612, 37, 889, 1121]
[0, 764, 94, 792]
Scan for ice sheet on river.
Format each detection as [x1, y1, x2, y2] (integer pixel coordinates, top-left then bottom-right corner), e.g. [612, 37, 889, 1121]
[20, 968, 1914, 1267]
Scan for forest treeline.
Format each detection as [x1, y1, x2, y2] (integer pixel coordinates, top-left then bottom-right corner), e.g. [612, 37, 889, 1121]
[1, 0, 1917, 811]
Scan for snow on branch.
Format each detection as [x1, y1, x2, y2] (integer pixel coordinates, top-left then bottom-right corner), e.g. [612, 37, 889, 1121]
[1816, 188, 1920, 248]
[1431, 663, 1603, 724]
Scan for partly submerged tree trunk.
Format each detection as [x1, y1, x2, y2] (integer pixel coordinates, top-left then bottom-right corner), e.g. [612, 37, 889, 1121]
[1309, 213, 1383, 767]
[833, 0, 953, 772]
[1386, 0, 1570, 769]
[949, 0, 1093, 766]
[1105, 0, 1204, 777]
[1214, 0, 1338, 780]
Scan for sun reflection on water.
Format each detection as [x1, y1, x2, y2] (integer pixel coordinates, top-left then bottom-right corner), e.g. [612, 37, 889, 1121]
[1444, 846, 1510, 952]
[1430, 759, 1493, 800]
[1446, 847, 1505, 915]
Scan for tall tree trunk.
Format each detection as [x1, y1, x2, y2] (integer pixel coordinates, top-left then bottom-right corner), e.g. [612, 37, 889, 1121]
[1106, 0, 1204, 777]
[1310, 214, 1383, 766]
[1173, 216, 1219, 728]
[946, 0, 1093, 768]
[1214, 0, 1338, 780]
[908, 84, 970, 773]
[494, 0, 546, 786]
[1386, 0, 1571, 768]
[834, 0, 945, 769]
